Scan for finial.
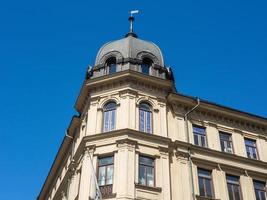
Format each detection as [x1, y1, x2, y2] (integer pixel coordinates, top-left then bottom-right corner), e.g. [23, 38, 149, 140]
[125, 10, 139, 38]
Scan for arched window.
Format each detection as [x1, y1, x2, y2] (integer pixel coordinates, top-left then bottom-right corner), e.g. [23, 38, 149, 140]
[103, 101, 116, 132]
[106, 57, 116, 75]
[139, 102, 152, 133]
[141, 58, 153, 75]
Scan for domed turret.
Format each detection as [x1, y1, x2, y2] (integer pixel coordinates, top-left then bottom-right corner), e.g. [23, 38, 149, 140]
[87, 12, 174, 81]
[95, 35, 164, 67]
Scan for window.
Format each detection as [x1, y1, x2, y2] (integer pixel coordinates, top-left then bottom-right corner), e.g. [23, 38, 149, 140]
[139, 102, 152, 134]
[98, 156, 114, 197]
[193, 125, 207, 147]
[103, 102, 116, 132]
[226, 175, 242, 200]
[245, 138, 258, 159]
[254, 180, 267, 200]
[220, 132, 233, 153]
[198, 168, 213, 198]
[138, 156, 155, 187]
[106, 57, 116, 74]
[141, 58, 152, 75]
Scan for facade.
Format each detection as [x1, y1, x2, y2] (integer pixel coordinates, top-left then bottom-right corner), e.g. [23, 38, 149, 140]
[38, 21, 267, 200]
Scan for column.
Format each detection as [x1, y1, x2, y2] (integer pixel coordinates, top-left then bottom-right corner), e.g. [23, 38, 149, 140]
[78, 146, 95, 200]
[116, 139, 136, 199]
[159, 147, 171, 200]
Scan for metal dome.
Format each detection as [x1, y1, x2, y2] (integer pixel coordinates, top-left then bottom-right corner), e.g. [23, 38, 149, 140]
[95, 35, 164, 67]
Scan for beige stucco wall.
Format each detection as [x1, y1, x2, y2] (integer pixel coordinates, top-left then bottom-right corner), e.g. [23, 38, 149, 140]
[43, 85, 267, 200]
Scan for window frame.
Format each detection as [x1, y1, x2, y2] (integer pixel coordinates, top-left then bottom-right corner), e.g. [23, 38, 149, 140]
[197, 168, 214, 198]
[139, 102, 153, 134]
[253, 180, 267, 200]
[138, 155, 155, 187]
[97, 155, 114, 198]
[219, 131, 234, 154]
[193, 125, 208, 148]
[140, 58, 153, 75]
[244, 138, 259, 160]
[226, 174, 243, 200]
[102, 101, 117, 132]
[105, 57, 117, 75]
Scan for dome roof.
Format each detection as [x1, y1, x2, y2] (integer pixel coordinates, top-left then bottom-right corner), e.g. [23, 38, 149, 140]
[95, 35, 164, 67]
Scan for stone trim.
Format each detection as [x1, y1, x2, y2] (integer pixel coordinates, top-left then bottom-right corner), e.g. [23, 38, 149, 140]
[135, 183, 162, 193]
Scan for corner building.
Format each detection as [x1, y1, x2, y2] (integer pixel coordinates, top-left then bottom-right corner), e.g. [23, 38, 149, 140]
[38, 29, 267, 200]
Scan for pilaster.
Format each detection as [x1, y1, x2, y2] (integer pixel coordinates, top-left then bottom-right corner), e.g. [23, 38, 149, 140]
[116, 139, 136, 199]
[158, 147, 171, 200]
[78, 146, 96, 200]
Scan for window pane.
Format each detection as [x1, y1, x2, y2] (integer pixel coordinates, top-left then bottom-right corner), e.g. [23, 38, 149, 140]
[260, 192, 267, 200]
[98, 166, 106, 186]
[234, 185, 241, 200]
[139, 110, 145, 132]
[205, 178, 213, 197]
[199, 178, 205, 196]
[193, 126, 206, 135]
[220, 140, 225, 151]
[228, 185, 234, 200]
[140, 103, 151, 111]
[106, 165, 114, 185]
[254, 180, 266, 190]
[146, 112, 152, 133]
[141, 64, 149, 75]
[227, 175, 239, 184]
[201, 135, 206, 147]
[139, 165, 146, 185]
[103, 111, 109, 132]
[99, 156, 114, 166]
[198, 169, 211, 178]
[104, 102, 116, 111]
[109, 64, 116, 74]
[139, 156, 154, 166]
[111, 110, 116, 130]
[194, 134, 199, 146]
[146, 166, 154, 187]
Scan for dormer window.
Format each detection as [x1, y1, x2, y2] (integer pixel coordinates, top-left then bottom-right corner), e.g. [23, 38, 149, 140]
[141, 58, 152, 75]
[106, 57, 117, 75]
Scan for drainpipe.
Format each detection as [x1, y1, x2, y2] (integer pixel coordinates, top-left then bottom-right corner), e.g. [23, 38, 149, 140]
[184, 98, 200, 200]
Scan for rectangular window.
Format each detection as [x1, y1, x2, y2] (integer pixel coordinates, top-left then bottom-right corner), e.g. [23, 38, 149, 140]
[138, 155, 155, 187]
[109, 64, 116, 74]
[220, 132, 233, 153]
[254, 180, 267, 200]
[98, 156, 114, 197]
[226, 175, 242, 200]
[193, 125, 207, 147]
[245, 138, 258, 159]
[198, 168, 213, 198]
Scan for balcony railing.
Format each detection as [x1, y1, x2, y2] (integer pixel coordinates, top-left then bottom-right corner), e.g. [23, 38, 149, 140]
[99, 185, 115, 199]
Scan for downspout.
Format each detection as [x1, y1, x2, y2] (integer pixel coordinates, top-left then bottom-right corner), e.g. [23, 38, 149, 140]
[184, 98, 200, 200]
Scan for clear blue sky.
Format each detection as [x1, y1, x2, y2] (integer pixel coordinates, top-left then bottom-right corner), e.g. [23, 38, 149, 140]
[1, 0, 266, 199]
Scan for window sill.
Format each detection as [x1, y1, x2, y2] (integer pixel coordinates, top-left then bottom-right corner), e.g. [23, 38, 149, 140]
[135, 183, 162, 192]
[196, 195, 220, 200]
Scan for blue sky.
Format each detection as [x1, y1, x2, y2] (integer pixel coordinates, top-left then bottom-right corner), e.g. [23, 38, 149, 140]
[0, 0, 267, 199]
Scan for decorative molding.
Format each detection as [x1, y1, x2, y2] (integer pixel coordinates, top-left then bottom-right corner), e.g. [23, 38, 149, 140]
[135, 183, 162, 193]
[116, 138, 138, 149]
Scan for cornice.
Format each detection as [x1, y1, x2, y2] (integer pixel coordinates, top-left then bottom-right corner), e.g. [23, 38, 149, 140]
[75, 70, 174, 113]
[167, 93, 267, 135]
[174, 140, 267, 175]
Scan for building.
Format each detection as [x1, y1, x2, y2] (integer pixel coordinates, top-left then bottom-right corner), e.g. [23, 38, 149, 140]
[38, 15, 267, 200]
